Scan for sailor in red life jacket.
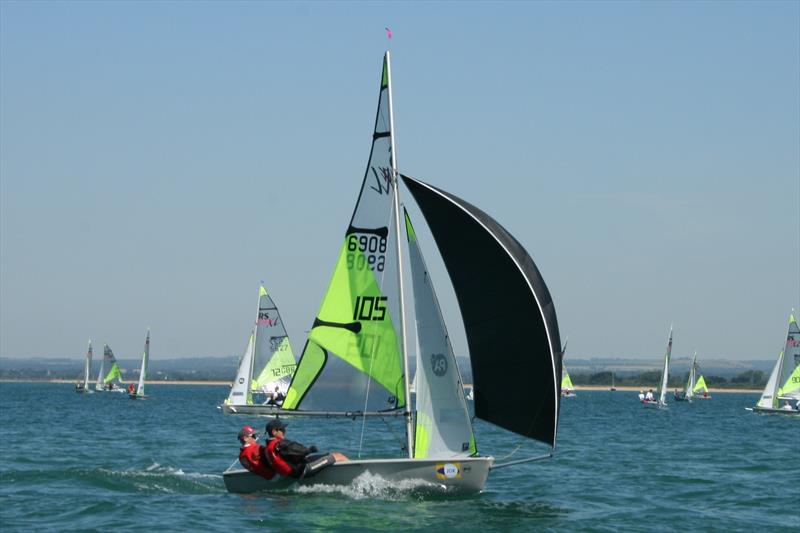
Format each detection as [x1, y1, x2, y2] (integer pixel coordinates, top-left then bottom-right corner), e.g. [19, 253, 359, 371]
[264, 419, 298, 477]
[264, 418, 349, 479]
[238, 425, 276, 480]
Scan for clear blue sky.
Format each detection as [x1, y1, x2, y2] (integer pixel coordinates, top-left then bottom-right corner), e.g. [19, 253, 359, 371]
[1, 1, 798, 362]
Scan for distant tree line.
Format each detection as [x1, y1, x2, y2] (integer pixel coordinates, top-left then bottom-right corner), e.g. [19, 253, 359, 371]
[571, 370, 767, 389]
[2, 366, 769, 389]
[0, 368, 234, 382]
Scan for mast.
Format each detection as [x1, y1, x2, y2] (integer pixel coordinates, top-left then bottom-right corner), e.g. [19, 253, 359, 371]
[247, 287, 262, 402]
[137, 329, 149, 396]
[658, 325, 672, 406]
[385, 51, 414, 458]
[83, 340, 92, 389]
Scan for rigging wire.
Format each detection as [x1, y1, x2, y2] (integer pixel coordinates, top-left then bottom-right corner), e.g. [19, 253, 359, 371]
[357, 198, 396, 459]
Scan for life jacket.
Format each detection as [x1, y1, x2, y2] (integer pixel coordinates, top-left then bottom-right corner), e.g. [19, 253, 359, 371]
[274, 439, 313, 465]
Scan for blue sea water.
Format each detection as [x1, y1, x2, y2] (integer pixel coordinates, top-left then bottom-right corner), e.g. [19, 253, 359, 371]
[0, 383, 797, 532]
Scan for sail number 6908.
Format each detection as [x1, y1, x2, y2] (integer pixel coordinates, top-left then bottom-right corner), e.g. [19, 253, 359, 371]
[347, 235, 387, 272]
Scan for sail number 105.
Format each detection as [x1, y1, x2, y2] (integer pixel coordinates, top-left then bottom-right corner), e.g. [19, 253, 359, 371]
[353, 296, 387, 321]
[347, 235, 387, 272]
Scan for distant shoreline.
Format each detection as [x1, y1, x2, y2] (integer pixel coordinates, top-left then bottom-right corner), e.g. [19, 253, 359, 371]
[0, 379, 231, 386]
[575, 385, 761, 394]
[0, 379, 761, 393]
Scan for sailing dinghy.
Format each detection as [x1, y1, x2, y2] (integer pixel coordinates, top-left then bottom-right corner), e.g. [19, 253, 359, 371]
[220, 285, 297, 415]
[223, 52, 562, 494]
[560, 339, 575, 397]
[129, 330, 150, 399]
[643, 326, 672, 407]
[75, 340, 93, 394]
[693, 374, 711, 399]
[561, 369, 576, 397]
[674, 350, 698, 402]
[98, 344, 125, 392]
[749, 313, 800, 415]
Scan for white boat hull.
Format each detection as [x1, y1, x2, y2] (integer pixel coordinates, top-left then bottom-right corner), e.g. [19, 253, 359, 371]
[750, 406, 800, 416]
[223, 456, 494, 494]
[219, 404, 282, 416]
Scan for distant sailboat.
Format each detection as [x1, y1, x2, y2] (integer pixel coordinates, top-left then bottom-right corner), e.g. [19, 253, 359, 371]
[693, 375, 711, 399]
[643, 326, 672, 407]
[98, 344, 125, 392]
[560, 339, 575, 397]
[220, 285, 297, 415]
[675, 350, 698, 402]
[561, 368, 576, 397]
[749, 313, 800, 415]
[75, 340, 93, 394]
[610, 372, 617, 392]
[129, 330, 150, 400]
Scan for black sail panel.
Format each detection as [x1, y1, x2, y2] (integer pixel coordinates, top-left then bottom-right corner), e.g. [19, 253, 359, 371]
[402, 174, 562, 446]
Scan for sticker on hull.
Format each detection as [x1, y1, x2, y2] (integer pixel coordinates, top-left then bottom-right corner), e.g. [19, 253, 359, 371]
[435, 463, 461, 479]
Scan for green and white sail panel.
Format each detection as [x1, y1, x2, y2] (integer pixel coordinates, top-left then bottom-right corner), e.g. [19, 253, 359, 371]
[102, 344, 124, 387]
[561, 368, 574, 391]
[685, 351, 697, 400]
[405, 210, 475, 459]
[95, 344, 106, 391]
[657, 326, 673, 407]
[135, 330, 150, 397]
[693, 375, 708, 394]
[83, 340, 93, 390]
[226, 330, 255, 406]
[560, 339, 574, 394]
[758, 314, 800, 408]
[250, 286, 297, 396]
[285, 53, 405, 413]
[776, 315, 800, 401]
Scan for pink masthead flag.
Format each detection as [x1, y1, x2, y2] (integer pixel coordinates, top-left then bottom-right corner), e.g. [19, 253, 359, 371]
[385, 27, 393, 40]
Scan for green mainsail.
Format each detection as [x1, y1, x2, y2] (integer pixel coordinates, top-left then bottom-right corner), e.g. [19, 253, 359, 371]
[284, 53, 405, 412]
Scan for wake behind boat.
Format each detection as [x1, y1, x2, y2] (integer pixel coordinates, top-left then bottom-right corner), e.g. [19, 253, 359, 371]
[223, 51, 562, 494]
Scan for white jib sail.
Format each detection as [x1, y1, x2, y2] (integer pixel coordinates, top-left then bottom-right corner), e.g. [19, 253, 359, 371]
[83, 340, 93, 390]
[135, 330, 150, 396]
[658, 327, 673, 406]
[226, 330, 255, 406]
[405, 210, 475, 459]
[757, 351, 784, 409]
